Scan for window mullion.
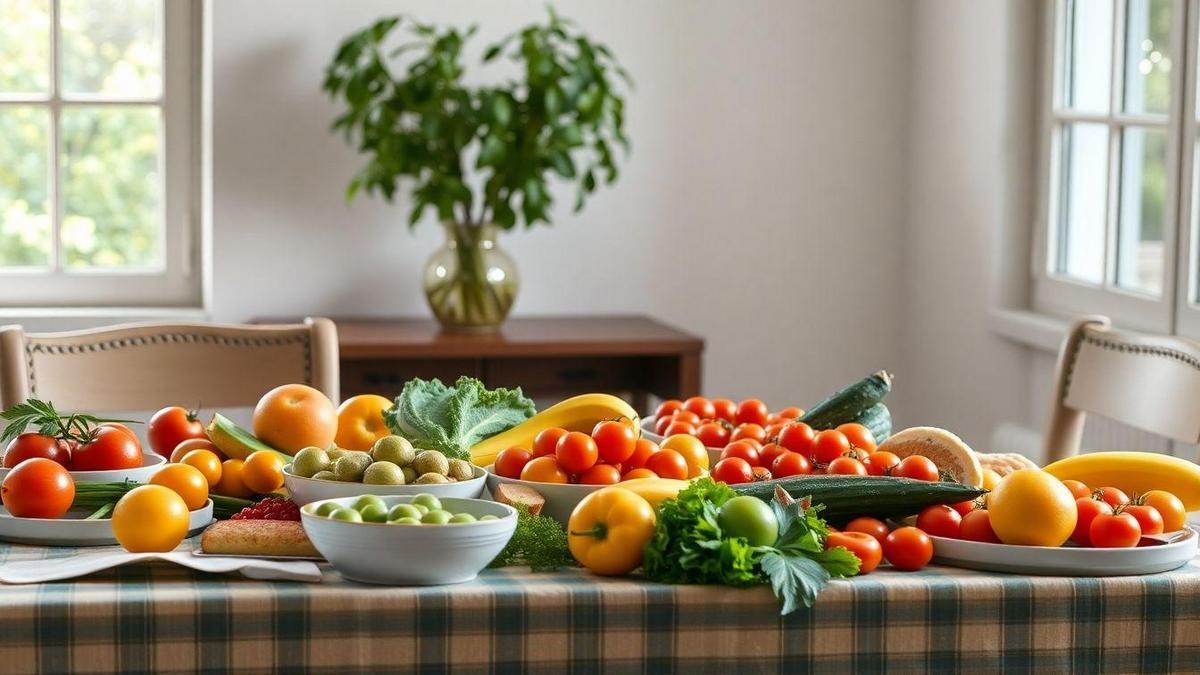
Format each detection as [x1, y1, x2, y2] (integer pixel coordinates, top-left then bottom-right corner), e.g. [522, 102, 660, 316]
[1105, 0, 1126, 288]
[49, 0, 61, 275]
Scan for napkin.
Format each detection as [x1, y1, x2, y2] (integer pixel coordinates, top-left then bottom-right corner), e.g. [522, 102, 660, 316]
[0, 549, 323, 584]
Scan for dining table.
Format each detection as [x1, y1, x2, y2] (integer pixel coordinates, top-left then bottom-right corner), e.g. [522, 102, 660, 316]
[1, 538, 1197, 673]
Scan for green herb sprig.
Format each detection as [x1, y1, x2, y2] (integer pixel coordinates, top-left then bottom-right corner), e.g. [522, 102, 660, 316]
[0, 399, 140, 445]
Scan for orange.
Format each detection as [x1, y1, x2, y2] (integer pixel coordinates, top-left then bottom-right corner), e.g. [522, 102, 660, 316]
[213, 459, 254, 498]
[987, 469, 1077, 546]
[334, 394, 394, 451]
[660, 434, 709, 477]
[112, 485, 189, 553]
[180, 449, 223, 487]
[242, 450, 285, 494]
[252, 384, 338, 454]
[149, 463, 209, 510]
[170, 438, 223, 463]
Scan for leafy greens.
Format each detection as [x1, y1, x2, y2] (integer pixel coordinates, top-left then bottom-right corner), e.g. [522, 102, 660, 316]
[383, 376, 535, 460]
[488, 503, 576, 571]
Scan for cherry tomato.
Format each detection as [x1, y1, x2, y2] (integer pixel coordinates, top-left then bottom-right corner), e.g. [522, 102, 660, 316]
[180, 449, 223, 487]
[735, 399, 769, 426]
[720, 441, 761, 467]
[621, 468, 658, 480]
[1123, 504, 1164, 535]
[765, 414, 787, 427]
[579, 464, 621, 485]
[592, 420, 636, 464]
[1070, 497, 1113, 546]
[654, 415, 675, 436]
[836, 423, 877, 452]
[883, 527, 933, 571]
[711, 457, 755, 484]
[169, 438, 222, 463]
[533, 427, 568, 458]
[555, 432, 598, 474]
[777, 422, 815, 457]
[770, 451, 812, 478]
[0, 457, 74, 518]
[242, 450, 285, 494]
[1096, 486, 1130, 508]
[672, 410, 701, 426]
[1141, 490, 1187, 532]
[844, 516, 889, 544]
[827, 456, 868, 476]
[895, 455, 940, 482]
[711, 398, 737, 422]
[826, 531, 882, 574]
[520, 455, 569, 483]
[731, 423, 767, 445]
[758, 442, 788, 468]
[655, 400, 683, 421]
[763, 423, 786, 442]
[949, 500, 976, 516]
[1089, 512, 1141, 548]
[694, 422, 731, 449]
[625, 439, 658, 470]
[71, 426, 142, 471]
[663, 421, 696, 437]
[147, 406, 206, 458]
[3, 433, 72, 468]
[751, 466, 774, 481]
[845, 447, 870, 462]
[776, 406, 804, 420]
[494, 447, 532, 478]
[812, 430, 851, 465]
[959, 509, 1001, 543]
[1061, 479, 1090, 500]
[863, 451, 900, 477]
[916, 505, 962, 538]
[682, 397, 716, 421]
[644, 449, 689, 480]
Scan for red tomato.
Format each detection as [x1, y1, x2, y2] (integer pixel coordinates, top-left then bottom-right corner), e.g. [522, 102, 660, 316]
[765, 414, 787, 427]
[1061, 479, 1090, 500]
[1071, 497, 1113, 546]
[625, 439, 658, 469]
[777, 422, 815, 457]
[146, 406, 205, 458]
[711, 457, 754, 484]
[758, 442, 788, 468]
[883, 527, 933, 571]
[776, 407, 804, 420]
[521, 456, 569, 483]
[579, 464, 621, 485]
[663, 421, 697, 437]
[751, 466, 774, 481]
[533, 427, 569, 458]
[695, 422, 731, 448]
[71, 426, 142, 471]
[682, 397, 716, 421]
[3, 433, 72, 468]
[895, 455, 940, 482]
[621, 468, 658, 480]
[1123, 504, 1164, 535]
[836, 423, 877, 452]
[845, 447, 870, 462]
[916, 505, 962, 538]
[654, 400, 682, 421]
[653, 415, 675, 436]
[863, 451, 900, 477]
[645, 449, 689, 480]
[827, 456, 867, 476]
[1097, 486, 1130, 508]
[959, 510, 1001, 543]
[812, 430, 851, 465]
[949, 500, 976, 516]
[826, 531, 882, 574]
[735, 399, 769, 426]
[763, 423, 785, 442]
[592, 420, 636, 464]
[844, 516, 889, 544]
[555, 432, 598, 474]
[494, 447, 532, 478]
[711, 398, 737, 422]
[730, 423, 766, 445]
[770, 451, 812, 478]
[1089, 512, 1141, 548]
[1, 457, 74, 518]
[720, 441, 761, 467]
[672, 410, 701, 426]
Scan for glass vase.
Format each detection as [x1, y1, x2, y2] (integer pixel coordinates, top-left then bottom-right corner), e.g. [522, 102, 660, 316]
[423, 222, 518, 332]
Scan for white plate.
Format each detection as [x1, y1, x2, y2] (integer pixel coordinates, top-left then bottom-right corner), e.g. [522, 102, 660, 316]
[484, 466, 603, 525]
[930, 526, 1198, 576]
[0, 499, 214, 547]
[283, 463, 487, 506]
[0, 453, 167, 484]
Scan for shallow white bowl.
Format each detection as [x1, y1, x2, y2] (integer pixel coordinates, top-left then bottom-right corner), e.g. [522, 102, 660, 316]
[484, 467, 603, 525]
[283, 463, 487, 506]
[639, 417, 724, 465]
[0, 453, 168, 484]
[0, 498, 214, 547]
[301, 495, 516, 585]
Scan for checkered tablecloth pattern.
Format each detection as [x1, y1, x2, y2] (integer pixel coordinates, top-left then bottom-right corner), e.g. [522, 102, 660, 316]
[0, 540, 1198, 674]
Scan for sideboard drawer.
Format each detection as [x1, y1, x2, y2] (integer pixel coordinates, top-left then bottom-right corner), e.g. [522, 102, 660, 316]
[340, 359, 483, 398]
[485, 357, 639, 394]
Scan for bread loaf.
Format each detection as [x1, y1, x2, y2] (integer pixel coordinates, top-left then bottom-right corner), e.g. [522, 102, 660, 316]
[200, 520, 321, 558]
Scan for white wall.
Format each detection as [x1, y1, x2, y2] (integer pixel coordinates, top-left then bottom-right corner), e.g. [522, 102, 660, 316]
[209, 0, 913, 409]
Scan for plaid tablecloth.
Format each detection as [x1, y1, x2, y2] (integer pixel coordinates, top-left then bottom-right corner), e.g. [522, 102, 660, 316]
[0, 540, 1198, 674]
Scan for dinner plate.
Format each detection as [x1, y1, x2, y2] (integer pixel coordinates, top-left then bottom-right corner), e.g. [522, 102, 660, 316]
[0, 499, 214, 547]
[0, 453, 167, 484]
[929, 526, 1198, 576]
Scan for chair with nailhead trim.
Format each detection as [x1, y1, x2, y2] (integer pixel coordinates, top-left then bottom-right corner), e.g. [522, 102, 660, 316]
[0, 318, 339, 412]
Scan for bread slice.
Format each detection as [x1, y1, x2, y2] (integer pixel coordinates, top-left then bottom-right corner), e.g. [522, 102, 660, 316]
[200, 520, 320, 558]
[493, 483, 545, 515]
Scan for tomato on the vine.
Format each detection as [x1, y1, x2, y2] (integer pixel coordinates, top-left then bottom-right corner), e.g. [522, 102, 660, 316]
[894, 455, 940, 482]
[770, 451, 811, 477]
[3, 433, 72, 468]
[494, 447, 532, 478]
[533, 427, 568, 458]
[1123, 504, 1164, 535]
[1071, 497, 1112, 546]
[959, 509, 1001, 543]
[711, 457, 754, 484]
[592, 420, 636, 464]
[720, 441, 760, 467]
[777, 422, 815, 457]
[826, 531, 882, 574]
[812, 430, 850, 465]
[836, 423, 877, 452]
[555, 432, 598, 474]
[146, 406, 205, 458]
[1096, 486, 1130, 508]
[654, 400, 682, 421]
[682, 397, 716, 421]
[863, 451, 900, 477]
[916, 505, 962, 538]
[1089, 512, 1141, 548]
[883, 527, 933, 570]
[711, 398, 737, 422]
[827, 456, 867, 476]
[71, 426, 142, 471]
[735, 399, 769, 426]
[695, 422, 731, 448]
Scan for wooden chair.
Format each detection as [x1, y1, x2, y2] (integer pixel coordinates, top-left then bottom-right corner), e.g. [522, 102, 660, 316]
[0, 318, 340, 413]
[1043, 315, 1200, 463]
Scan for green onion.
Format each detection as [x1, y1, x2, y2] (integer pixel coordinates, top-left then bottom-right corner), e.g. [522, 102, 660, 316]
[72, 480, 256, 519]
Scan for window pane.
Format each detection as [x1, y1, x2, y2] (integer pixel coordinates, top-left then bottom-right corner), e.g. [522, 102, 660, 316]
[0, 107, 51, 267]
[1062, 0, 1114, 112]
[61, 107, 160, 269]
[0, 0, 51, 94]
[1123, 0, 1172, 115]
[1116, 127, 1165, 294]
[61, 0, 162, 98]
[1055, 123, 1109, 284]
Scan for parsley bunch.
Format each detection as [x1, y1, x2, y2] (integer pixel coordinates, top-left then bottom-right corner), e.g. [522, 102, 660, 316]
[488, 503, 576, 572]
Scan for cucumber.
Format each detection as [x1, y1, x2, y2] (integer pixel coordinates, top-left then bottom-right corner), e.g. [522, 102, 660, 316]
[732, 475, 983, 522]
[800, 371, 892, 430]
[852, 403, 892, 444]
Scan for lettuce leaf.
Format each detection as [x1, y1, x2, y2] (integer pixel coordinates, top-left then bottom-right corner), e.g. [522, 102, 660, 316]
[383, 376, 535, 460]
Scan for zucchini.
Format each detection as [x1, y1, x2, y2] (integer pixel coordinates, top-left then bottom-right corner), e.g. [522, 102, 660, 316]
[800, 370, 892, 430]
[852, 403, 892, 444]
[732, 475, 983, 522]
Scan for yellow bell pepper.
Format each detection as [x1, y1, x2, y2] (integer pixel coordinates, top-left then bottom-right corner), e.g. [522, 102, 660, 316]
[567, 487, 657, 576]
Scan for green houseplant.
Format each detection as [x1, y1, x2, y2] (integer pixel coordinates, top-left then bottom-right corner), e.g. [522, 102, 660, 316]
[323, 9, 631, 331]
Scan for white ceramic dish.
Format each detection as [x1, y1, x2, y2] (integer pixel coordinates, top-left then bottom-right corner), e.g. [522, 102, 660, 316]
[0, 453, 167, 484]
[301, 495, 516, 585]
[283, 463, 487, 506]
[484, 467, 602, 525]
[0, 499, 214, 547]
[930, 526, 1198, 576]
[640, 416, 724, 464]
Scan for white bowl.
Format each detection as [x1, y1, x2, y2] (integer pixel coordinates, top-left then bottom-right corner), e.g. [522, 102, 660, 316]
[639, 417, 724, 465]
[0, 498, 214, 547]
[301, 495, 516, 585]
[283, 463, 487, 506]
[0, 452, 167, 484]
[484, 467, 603, 525]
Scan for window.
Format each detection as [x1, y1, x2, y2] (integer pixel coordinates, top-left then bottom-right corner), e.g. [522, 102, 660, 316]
[0, 0, 199, 308]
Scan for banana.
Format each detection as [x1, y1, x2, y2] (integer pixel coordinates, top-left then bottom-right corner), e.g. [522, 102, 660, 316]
[1042, 451, 1200, 510]
[614, 477, 692, 509]
[469, 393, 639, 467]
[207, 413, 291, 462]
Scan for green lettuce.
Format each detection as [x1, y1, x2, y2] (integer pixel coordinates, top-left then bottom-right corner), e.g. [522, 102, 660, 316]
[383, 376, 535, 460]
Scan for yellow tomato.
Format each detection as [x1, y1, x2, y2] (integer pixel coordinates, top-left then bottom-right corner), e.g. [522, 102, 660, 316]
[112, 485, 189, 553]
[987, 469, 1077, 546]
[242, 450, 285, 494]
[660, 434, 709, 477]
[180, 449, 223, 487]
[334, 394, 395, 451]
[214, 459, 254, 498]
[149, 463, 209, 511]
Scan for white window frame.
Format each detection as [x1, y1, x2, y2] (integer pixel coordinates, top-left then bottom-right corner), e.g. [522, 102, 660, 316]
[1177, 0, 1200, 337]
[0, 0, 201, 309]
